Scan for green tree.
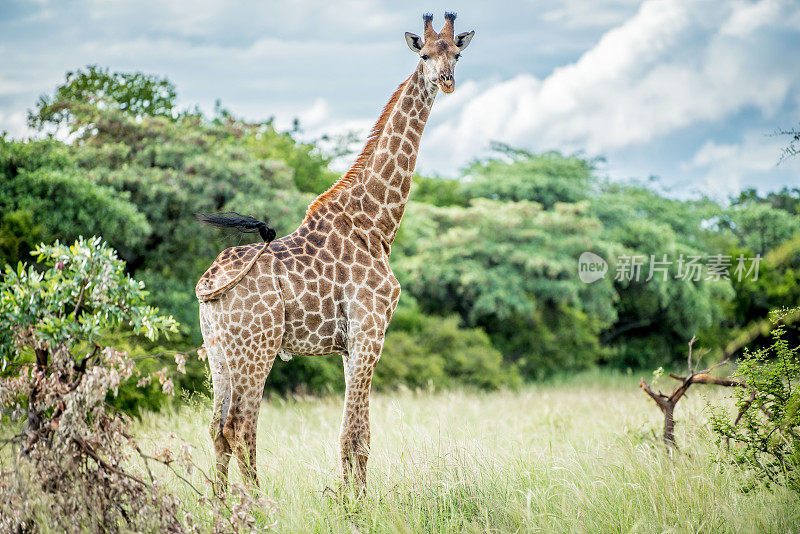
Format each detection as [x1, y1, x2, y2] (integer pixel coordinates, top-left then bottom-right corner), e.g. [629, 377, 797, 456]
[459, 145, 596, 208]
[28, 65, 176, 131]
[411, 173, 467, 207]
[592, 181, 735, 368]
[396, 198, 618, 378]
[0, 136, 151, 267]
[722, 202, 800, 257]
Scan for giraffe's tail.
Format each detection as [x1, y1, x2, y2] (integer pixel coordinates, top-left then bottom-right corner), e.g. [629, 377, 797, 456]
[197, 212, 277, 243]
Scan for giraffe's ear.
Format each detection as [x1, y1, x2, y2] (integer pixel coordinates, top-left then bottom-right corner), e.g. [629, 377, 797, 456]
[405, 32, 423, 53]
[455, 31, 475, 51]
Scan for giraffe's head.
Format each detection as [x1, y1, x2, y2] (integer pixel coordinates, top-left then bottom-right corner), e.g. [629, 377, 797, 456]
[404, 12, 474, 94]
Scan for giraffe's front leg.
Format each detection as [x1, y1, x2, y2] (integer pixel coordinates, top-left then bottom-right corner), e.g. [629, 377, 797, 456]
[339, 329, 383, 493]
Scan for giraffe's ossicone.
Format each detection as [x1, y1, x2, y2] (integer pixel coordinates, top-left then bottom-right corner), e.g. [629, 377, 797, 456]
[196, 12, 474, 493]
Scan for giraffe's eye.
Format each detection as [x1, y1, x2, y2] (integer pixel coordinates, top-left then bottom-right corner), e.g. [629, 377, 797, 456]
[455, 53, 461, 60]
[421, 54, 429, 60]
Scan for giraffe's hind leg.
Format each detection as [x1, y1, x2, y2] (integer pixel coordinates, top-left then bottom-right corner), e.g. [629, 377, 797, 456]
[201, 263, 284, 489]
[219, 286, 284, 487]
[200, 305, 234, 494]
[221, 338, 281, 486]
[222, 329, 281, 486]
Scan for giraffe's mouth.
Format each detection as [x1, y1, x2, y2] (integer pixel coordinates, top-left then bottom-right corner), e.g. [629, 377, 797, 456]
[438, 80, 455, 93]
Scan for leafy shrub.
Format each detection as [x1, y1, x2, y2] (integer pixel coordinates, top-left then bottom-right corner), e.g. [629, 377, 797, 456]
[0, 237, 186, 530]
[710, 307, 800, 492]
[0, 137, 151, 268]
[0, 237, 275, 532]
[268, 354, 345, 396]
[376, 297, 520, 390]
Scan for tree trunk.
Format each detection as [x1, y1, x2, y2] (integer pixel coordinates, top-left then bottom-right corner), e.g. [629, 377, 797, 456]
[662, 403, 676, 449]
[23, 348, 49, 455]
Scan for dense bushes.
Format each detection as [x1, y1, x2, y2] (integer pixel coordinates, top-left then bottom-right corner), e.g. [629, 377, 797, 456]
[0, 237, 271, 532]
[711, 307, 800, 492]
[377, 297, 520, 390]
[0, 238, 183, 531]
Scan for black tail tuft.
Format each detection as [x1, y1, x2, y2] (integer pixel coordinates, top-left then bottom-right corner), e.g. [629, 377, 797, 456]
[196, 212, 277, 243]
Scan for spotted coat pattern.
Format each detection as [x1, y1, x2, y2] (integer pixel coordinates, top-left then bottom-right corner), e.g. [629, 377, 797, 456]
[197, 59, 440, 493]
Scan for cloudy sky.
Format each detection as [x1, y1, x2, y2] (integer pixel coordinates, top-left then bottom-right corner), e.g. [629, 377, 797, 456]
[1, 0, 799, 199]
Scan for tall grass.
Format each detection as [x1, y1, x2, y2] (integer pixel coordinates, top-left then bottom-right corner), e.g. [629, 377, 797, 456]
[134, 371, 800, 532]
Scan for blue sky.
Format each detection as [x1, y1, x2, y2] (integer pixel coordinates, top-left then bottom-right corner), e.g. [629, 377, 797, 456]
[1, 0, 798, 199]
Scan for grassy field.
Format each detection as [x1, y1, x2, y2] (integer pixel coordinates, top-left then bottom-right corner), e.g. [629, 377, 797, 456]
[134, 371, 800, 533]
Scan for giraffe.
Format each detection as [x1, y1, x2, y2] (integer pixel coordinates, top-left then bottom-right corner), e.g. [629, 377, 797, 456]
[196, 12, 474, 493]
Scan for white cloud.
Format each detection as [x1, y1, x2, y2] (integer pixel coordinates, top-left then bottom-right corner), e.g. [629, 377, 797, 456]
[296, 98, 330, 130]
[419, 0, 800, 174]
[720, 0, 785, 37]
[85, 0, 401, 41]
[685, 131, 800, 197]
[541, 0, 643, 28]
[0, 110, 31, 138]
[688, 142, 739, 168]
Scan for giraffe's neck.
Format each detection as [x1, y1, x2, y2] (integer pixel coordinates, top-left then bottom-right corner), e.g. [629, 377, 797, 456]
[301, 63, 437, 250]
[350, 65, 436, 246]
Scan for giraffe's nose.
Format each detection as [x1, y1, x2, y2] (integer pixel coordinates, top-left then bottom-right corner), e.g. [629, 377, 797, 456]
[439, 72, 455, 93]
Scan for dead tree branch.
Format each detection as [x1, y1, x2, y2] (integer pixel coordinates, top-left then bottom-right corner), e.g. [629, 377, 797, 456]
[640, 336, 746, 450]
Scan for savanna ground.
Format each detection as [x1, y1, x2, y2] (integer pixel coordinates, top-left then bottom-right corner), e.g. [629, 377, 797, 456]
[133, 371, 799, 533]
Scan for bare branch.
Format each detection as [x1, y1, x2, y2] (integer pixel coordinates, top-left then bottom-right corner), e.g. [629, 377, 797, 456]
[641, 336, 745, 450]
[688, 335, 697, 374]
[640, 377, 668, 411]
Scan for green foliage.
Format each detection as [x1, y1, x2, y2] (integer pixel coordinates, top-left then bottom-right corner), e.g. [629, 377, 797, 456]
[710, 307, 800, 492]
[721, 188, 800, 355]
[0, 136, 151, 267]
[591, 181, 735, 368]
[0, 236, 181, 413]
[459, 146, 595, 208]
[239, 124, 337, 193]
[411, 174, 467, 207]
[28, 65, 176, 130]
[376, 296, 520, 390]
[734, 187, 800, 216]
[722, 202, 800, 256]
[0, 236, 177, 365]
[268, 355, 345, 396]
[0, 210, 44, 267]
[396, 198, 618, 378]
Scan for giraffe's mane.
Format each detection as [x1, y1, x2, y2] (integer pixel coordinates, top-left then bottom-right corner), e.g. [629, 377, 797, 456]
[303, 75, 412, 220]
